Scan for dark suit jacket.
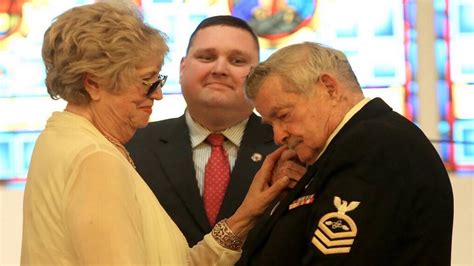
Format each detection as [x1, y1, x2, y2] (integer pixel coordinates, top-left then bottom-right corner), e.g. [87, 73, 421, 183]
[244, 98, 453, 266]
[126, 113, 276, 246]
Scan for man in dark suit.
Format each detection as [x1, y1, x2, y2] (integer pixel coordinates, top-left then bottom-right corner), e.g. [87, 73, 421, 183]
[242, 42, 454, 265]
[127, 16, 305, 250]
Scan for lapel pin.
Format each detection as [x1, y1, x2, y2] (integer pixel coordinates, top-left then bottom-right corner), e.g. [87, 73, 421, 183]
[251, 153, 262, 162]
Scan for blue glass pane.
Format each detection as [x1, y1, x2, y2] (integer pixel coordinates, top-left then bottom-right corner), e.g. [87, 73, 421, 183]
[0, 142, 11, 179]
[23, 141, 35, 170]
[459, 4, 474, 33]
[465, 129, 474, 156]
[374, 9, 394, 36]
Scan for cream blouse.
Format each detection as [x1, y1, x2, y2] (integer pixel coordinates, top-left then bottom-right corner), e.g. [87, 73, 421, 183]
[21, 111, 240, 265]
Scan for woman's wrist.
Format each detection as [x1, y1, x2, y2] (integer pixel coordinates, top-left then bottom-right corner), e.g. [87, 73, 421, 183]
[225, 209, 257, 240]
[211, 219, 244, 251]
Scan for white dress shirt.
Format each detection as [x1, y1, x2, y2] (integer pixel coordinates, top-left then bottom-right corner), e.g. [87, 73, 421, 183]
[185, 110, 248, 195]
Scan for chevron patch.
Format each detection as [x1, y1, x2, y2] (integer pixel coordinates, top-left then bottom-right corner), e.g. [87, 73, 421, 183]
[312, 196, 360, 255]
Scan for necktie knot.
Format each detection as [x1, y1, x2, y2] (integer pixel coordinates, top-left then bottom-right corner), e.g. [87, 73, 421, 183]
[206, 133, 225, 146]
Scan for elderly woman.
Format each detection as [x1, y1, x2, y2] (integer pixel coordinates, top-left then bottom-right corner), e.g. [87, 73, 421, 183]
[20, 2, 291, 265]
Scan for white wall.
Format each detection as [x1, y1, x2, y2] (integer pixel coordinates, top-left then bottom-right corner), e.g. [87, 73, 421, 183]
[451, 175, 474, 265]
[1, 186, 24, 266]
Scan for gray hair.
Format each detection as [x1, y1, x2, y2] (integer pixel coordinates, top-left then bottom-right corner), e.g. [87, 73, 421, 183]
[245, 42, 360, 99]
[42, 1, 169, 104]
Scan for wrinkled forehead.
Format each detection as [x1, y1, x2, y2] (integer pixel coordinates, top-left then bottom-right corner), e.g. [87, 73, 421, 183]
[253, 76, 287, 114]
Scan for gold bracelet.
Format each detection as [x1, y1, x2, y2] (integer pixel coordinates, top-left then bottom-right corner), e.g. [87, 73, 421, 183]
[211, 219, 244, 251]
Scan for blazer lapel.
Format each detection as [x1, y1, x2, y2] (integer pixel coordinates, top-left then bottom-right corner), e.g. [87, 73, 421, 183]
[154, 115, 210, 231]
[218, 114, 276, 221]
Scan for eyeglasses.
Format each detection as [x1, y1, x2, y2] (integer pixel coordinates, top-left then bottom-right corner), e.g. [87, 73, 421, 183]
[142, 74, 167, 96]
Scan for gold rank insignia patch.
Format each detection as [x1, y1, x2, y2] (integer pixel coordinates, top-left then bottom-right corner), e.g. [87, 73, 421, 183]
[312, 196, 360, 255]
[289, 194, 315, 210]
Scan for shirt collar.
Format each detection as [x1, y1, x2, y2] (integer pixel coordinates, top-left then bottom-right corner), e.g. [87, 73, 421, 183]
[185, 110, 248, 148]
[313, 97, 371, 163]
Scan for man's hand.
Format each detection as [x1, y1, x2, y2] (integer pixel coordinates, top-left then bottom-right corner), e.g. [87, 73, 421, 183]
[271, 147, 307, 189]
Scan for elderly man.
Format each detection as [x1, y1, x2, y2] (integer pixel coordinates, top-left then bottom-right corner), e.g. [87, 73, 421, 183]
[242, 42, 453, 265]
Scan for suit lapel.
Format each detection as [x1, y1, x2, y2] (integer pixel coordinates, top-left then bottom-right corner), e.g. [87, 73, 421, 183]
[218, 113, 276, 220]
[153, 115, 210, 232]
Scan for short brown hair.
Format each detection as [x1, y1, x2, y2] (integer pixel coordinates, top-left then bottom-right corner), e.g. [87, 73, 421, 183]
[185, 15, 259, 54]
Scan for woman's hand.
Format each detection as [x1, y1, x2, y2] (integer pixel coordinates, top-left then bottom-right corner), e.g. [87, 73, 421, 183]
[225, 146, 295, 240]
